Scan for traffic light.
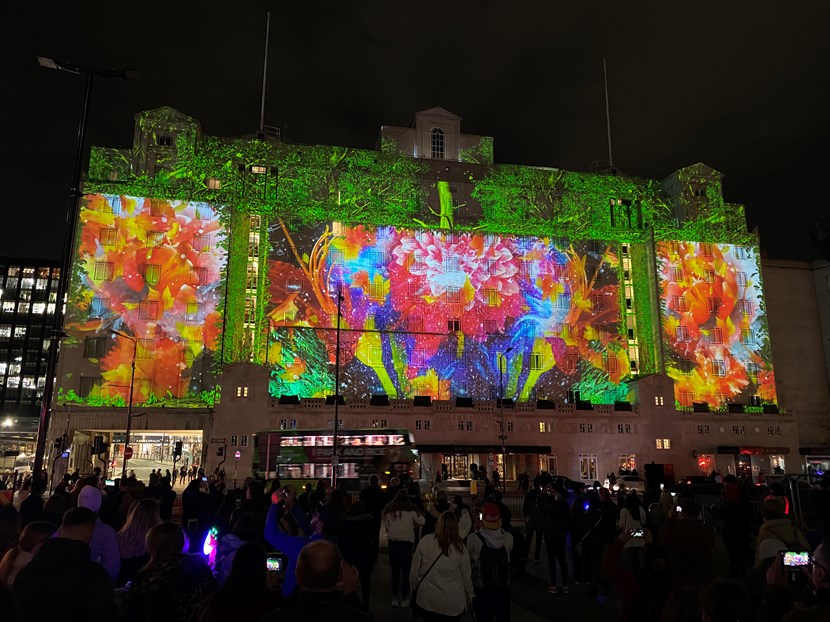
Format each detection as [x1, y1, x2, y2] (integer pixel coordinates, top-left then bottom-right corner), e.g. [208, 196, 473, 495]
[53, 438, 63, 449]
[173, 441, 183, 457]
[216, 446, 224, 457]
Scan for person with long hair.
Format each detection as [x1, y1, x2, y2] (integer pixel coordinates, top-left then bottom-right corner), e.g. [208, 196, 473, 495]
[618, 491, 647, 569]
[383, 489, 424, 607]
[409, 512, 473, 621]
[117, 498, 161, 586]
[124, 522, 217, 622]
[0, 521, 54, 585]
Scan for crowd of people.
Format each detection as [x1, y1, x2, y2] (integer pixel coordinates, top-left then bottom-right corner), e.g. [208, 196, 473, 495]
[0, 466, 829, 622]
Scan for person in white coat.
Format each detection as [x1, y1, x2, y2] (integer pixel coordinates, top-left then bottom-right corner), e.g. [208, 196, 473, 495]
[410, 511, 473, 621]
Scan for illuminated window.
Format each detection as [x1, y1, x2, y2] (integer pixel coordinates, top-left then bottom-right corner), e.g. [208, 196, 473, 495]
[591, 293, 606, 311]
[206, 177, 221, 190]
[100, 228, 117, 247]
[736, 271, 747, 286]
[89, 297, 110, 317]
[431, 127, 445, 159]
[704, 269, 715, 284]
[144, 264, 161, 285]
[79, 376, 102, 398]
[656, 438, 671, 450]
[444, 257, 461, 273]
[35, 279, 48, 290]
[579, 455, 597, 480]
[149, 199, 165, 216]
[31, 303, 46, 314]
[519, 259, 532, 277]
[707, 297, 721, 314]
[330, 249, 345, 265]
[193, 235, 210, 252]
[712, 359, 726, 377]
[483, 320, 498, 334]
[368, 346, 383, 367]
[555, 293, 571, 310]
[604, 354, 618, 373]
[710, 328, 723, 344]
[368, 280, 385, 301]
[196, 267, 209, 286]
[484, 288, 499, 306]
[654, 395, 665, 407]
[146, 232, 165, 247]
[94, 262, 114, 281]
[447, 318, 461, 332]
[137, 339, 154, 359]
[738, 299, 753, 316]
[412, 348, 428, 367]
[139, 300, 159, 320]
[249, 165, 267, 174]
[16, 303, 29, 314]
[236, 386, 249, 398]
[562, 350, 579, 374]
[407, 281, 420, 301]
[83, 337, 107, 358]
[735, 247, 748, 260]
[530, 352, 544, 371]
[680, 390, 695, 406]
[675, 326, 688, 342]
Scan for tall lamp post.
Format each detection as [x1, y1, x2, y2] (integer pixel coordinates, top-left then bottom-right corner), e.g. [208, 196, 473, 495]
[498, 347, 514, 486]
[330, 290, 343, 487]
[31, 57, 140, 484]
[110, 330, 137, 480]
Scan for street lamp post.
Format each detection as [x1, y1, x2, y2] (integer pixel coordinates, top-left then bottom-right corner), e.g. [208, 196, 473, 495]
[31, 57, 140, 485]
[498, 347, 514, 487]
[330, 290, 343, 487]
[110, 330, 137, 480]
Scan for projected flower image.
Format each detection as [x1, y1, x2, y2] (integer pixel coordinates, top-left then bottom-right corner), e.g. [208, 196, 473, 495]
[267, 223, 629, 403]
[61, 194, 227, 406]
[656, 241, 776, 407]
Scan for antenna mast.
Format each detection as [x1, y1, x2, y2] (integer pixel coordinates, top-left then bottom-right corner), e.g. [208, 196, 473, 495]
[259, 12, 271, 136]
[603, 59, 615, 172]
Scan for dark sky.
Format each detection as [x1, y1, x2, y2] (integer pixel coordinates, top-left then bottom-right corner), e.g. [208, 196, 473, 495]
[5, 1, 830, 261]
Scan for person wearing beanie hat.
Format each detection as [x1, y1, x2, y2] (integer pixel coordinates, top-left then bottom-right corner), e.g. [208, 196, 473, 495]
[467, 502, 513, 622]
[77, 484, 120, 582]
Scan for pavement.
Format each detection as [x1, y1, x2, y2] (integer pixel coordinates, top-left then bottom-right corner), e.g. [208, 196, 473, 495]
[367, 531, 620, 622]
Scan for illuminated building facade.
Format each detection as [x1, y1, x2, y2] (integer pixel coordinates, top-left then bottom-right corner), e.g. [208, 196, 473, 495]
[48, 106, 817, 483]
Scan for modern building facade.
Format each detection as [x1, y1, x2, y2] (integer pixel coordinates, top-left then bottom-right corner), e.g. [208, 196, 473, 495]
[45, 105, 827, 484]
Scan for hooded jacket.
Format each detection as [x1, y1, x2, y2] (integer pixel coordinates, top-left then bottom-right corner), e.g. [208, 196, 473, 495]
[13, 538, 114, 622]
[466, 528, 514, 590]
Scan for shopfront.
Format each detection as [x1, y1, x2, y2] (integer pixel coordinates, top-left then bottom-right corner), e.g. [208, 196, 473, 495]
[715, 445, 789, 481]
[418, 444, 551, 483]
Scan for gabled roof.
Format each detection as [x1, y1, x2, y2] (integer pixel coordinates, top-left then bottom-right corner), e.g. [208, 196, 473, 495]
[135, 106, 199, 125]
[414, 107, 462, 121]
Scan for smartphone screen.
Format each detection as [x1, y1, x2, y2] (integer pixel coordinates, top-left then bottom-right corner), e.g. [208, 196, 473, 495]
[781, 551, 810, 567]
[630, 528, 644, 537]
[676, 505, 683, 513]
[266, 555, 284, 572]
[105, 479, 115, 487]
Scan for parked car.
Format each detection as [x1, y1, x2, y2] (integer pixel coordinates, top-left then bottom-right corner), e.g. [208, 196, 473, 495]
[674, 475, 723, 496]
[605, 475, 645, 495]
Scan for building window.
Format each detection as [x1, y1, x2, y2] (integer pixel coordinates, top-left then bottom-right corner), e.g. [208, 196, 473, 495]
[412, 348, 428, 368]
[230, 435, 238, 446]
[79, 376, 102, 398]
[431, 127, 445, 159]
[697, 425, 710, 435]
[578, 423, 593, 434]
[90, 297, 110, 317]
[149, 199, 165, 216]
[144, 264, 161, 285]
[670, 267, 683, 282]
[185, 302, 201, 323]
[240, 435, 249, 447]
[654, 395, 664, 407]
[508, 421, 515, 432]
[703, 269, 715, 284]
[579, 455, 597, 480]
[712, 359, 726, 377]
[604, 354, 618, 373]
[368, 346, 383, 367]
[137, 339, 154, 359]
[447, 318, 461, 332]
[465, 421, 473, 431]
[680, 390, 695, 406]
[710, 328, 723, 345]
[196, 267, 209, 286]
[736, 271, 747, 286]
[741, 329, 754, 345]
[423, 420, 431, 431]
[157, 135, 174, 147]
[555, 293, 571, 310]
[408, 316, 424, 333]
[236, 386, 249, 398]
[83, 337, 107, 358]
[458, 420, 464, 431]
[100, 228, 117, 247]
[530, 352, 544, 371]
[139, 301, 159, 320]
[94, 262, 114, 281]
[484, 288, 499, 306]
[415, 420, 422, 431]
[483, 320, 498, 334]
[656, 438, 672, 450]
[617, 424, 632, 434]
[700, 243, 713, 257]
[206, 177, 221, 190]
[732, 425, 745, 435]
[767, 425, 781, 436]
[707, 297, 721, 314]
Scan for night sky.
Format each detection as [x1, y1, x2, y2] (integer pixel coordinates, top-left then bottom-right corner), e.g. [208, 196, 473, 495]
[6, 1, 830, 261]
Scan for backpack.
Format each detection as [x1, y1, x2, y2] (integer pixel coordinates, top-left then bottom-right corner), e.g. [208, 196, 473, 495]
[476, 533, 511, 589]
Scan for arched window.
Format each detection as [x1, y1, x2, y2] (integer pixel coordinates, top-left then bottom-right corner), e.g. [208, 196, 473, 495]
[431, 127, 445, 159]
